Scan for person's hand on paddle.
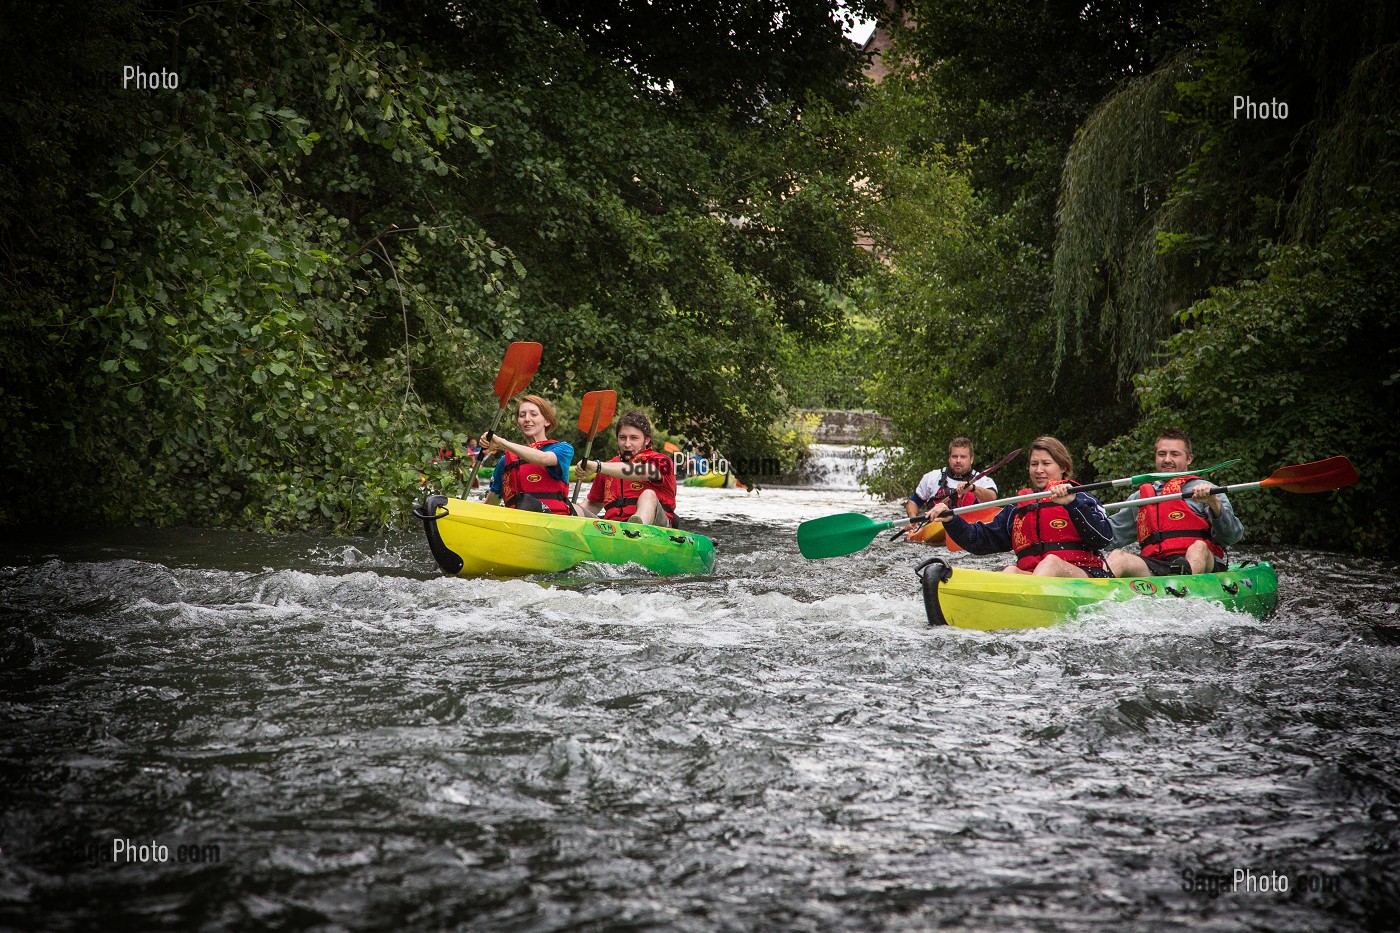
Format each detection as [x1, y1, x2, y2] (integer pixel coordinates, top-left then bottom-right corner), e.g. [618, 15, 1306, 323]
[480, 430, 505, 455]
[1048, 482, 1076, 506]
[482, 430, 528, 460]
[575, 457, 599, 481]
[928, 501, 954, 523]
[1190, 482, 1223, 515]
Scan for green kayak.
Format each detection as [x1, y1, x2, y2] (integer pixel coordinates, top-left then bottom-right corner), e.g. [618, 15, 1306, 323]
[416, 495, 716, 578]
[916, 557, 1279, 630]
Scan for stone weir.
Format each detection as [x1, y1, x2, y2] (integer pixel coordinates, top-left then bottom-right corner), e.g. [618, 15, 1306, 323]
[796, 409, 893, 445]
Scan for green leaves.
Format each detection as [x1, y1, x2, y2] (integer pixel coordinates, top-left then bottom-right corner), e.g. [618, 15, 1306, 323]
[1092, 201, 1400, 552]
[2, 0, 876, 533]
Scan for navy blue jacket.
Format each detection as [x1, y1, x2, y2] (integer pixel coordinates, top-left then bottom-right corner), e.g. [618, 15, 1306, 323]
[943, 492, 1112, 556]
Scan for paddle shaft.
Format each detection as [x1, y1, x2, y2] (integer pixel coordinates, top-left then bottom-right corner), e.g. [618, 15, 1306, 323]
[568, 390, 618, 505]
[1106, 481, 1259, 511]
[570, 416, 604, 504]
[932, 485, 1096, 519]
[1104, 456, 1357, 509]
[467, 413, 507, 481]
[927, 458, 1243, 519]
[466, 342, 543, 482]
[927, 447, 1022, 506]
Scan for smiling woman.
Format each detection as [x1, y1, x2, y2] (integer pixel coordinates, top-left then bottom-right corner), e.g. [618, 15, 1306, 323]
[483, 395, 575, 515]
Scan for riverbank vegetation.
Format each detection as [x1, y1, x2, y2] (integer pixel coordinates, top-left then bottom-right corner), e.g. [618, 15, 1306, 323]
[2, 0, 1395, 552]
[858, 0, 1398, 553]
[1, 0, 876, 531]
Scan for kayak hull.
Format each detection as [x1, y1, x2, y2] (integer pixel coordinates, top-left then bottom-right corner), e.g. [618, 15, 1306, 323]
[417, 496, 716, 578]
[907, 507, 1000, 546]
[916, 558, 1278, 630]
[906, 521, 945, 544]
[683, 472, 728, 488]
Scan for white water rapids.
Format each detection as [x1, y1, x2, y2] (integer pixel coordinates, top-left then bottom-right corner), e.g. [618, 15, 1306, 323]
[2, 452, 1398, 930]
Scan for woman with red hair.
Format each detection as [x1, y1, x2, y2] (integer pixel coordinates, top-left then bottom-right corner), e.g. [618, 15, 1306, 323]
[483, 394, 575, 514]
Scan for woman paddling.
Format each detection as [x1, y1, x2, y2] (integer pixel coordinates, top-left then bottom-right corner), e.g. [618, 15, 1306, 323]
[928, 436, 1112, 578]
[482, 394, 575, 515]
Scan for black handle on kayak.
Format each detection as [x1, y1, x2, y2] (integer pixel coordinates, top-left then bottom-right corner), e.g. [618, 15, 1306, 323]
[413, 497, 450, 522]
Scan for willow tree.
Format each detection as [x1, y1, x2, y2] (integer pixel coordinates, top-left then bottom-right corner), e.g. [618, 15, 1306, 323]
[1052, 0, 1400, 386]
[1050, 56, 1201, 383]
[1081, 0, 1400, 553]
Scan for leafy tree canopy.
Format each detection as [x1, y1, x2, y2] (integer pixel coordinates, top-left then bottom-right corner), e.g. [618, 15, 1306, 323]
[0, 0, 875, 531]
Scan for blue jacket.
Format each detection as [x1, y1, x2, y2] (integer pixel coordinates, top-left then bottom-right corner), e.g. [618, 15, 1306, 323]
[943, 492, 1112, 555]
[489, 440, 573, 497]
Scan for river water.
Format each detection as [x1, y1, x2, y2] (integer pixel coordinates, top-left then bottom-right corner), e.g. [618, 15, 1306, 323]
[2, 479, 1399, 931]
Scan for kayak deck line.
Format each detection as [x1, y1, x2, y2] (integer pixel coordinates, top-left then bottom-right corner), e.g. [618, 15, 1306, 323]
[416, 495, 717, 578]
[916, 557, 1279, 630]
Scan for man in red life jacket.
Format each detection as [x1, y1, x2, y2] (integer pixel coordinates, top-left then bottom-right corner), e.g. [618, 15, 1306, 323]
[906, 437, 999, 519]
[576, 411, 678, 527]
[1106, 428, 1245, 576]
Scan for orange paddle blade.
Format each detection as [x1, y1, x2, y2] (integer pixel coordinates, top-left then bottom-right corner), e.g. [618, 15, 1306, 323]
[577, 390, 618, 436]
[1259, 456, 1358, 493]
[492, 342, 543, 406]
[663, 442, 681, 454]
[944, 506, 1002, 552]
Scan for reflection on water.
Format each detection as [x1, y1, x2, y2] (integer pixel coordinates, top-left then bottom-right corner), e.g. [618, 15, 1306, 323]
[2, 484, 1398, 930]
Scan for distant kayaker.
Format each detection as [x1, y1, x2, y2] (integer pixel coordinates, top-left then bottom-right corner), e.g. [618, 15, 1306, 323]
[482, 395, 575, 514]
[928, 436, 1113, 578]
[1105, 429, 1244, 576]
[906, 437, 999, 519]
[575, 411, 678, 527]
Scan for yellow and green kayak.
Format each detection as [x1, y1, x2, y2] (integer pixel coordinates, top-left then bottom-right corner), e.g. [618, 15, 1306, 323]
[915, 558, 1278, 630]
[683, 471, 746, 488]
[415, 495, 716, 578]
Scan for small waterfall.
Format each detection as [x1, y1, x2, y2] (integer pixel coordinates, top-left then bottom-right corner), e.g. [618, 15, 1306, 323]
[782, 443, 890, 490]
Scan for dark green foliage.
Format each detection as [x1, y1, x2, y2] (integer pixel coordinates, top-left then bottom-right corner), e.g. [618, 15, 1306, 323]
[1090, 195, 1400, 552]
[862, 0, 1399, 551]
[850, 56, 1137, 499]
[536, 0, 878, 114]
[1081, 0, 1400, 552]
[775, 299, 873, 410]
[848, 1, 1196, 498]
[0, 0, 872, 532]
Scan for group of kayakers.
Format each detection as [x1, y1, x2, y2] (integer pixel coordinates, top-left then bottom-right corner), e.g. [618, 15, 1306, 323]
[911, 432, 1240, 579]
[479, 394, 678, 527]
[475, 391, 1239, 580]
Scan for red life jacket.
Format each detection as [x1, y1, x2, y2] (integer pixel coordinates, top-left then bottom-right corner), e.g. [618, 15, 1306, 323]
[934, 472, 982, 508]
[1009, 484, 1107, 572]
[597, 448, 677, 524]
[1136, 476, 1226, 560]
[501, 439, 572, 515]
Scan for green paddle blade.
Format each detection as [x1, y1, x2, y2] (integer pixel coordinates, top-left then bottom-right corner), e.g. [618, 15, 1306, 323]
[797, 513, 899, 559]
[1128, 458, 1241, 485]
